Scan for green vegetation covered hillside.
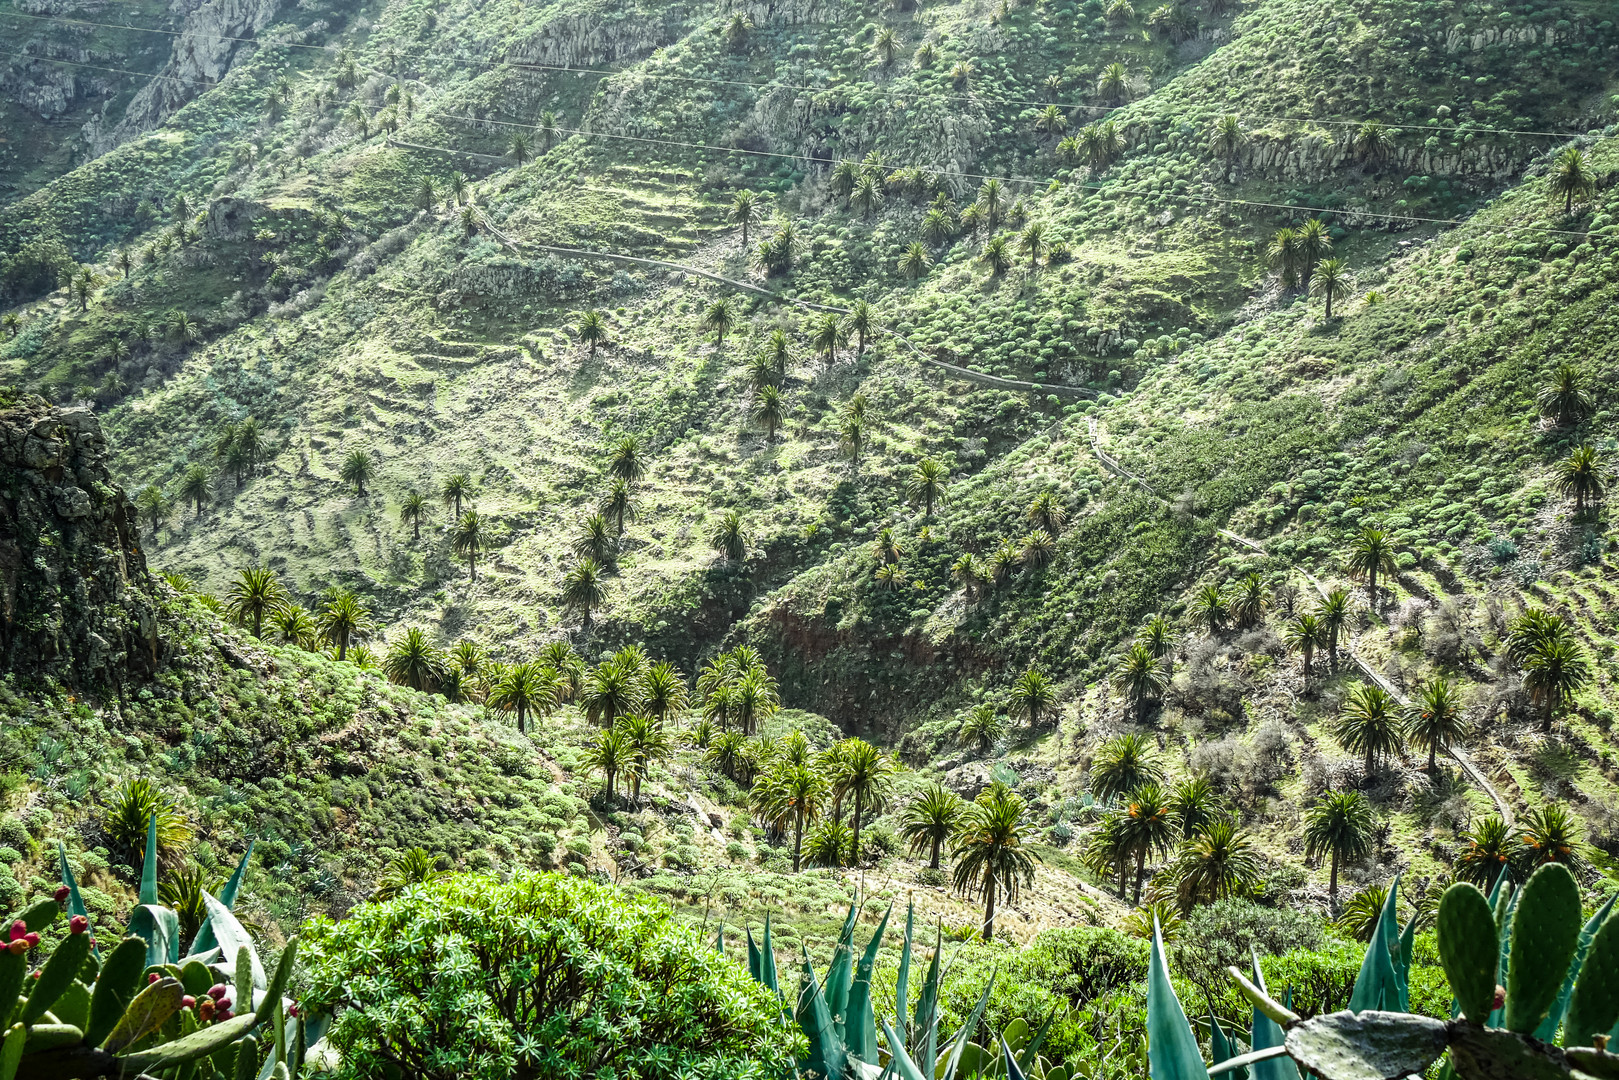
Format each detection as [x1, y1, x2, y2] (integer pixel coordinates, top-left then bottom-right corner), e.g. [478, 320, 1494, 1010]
[3, 0, 1619, 1071]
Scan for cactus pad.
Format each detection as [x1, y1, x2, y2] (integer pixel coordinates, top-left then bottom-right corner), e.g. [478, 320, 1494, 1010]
[1505, 863, 1582, 1034]
[1437, 883, 1499, 1025]
[1563, 910, 1619, 1049]
[1283, 1009, 1448, 1080]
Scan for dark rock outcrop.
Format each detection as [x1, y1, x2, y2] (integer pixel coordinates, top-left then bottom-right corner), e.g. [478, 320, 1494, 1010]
[0, 394, 160, 693]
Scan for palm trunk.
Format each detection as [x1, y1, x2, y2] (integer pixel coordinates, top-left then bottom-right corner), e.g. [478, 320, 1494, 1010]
[982, 876, 997, 943]
[793, 812, 804, 872]
[253, 610, 263, 638]
[929, 836, 941, 871]
[1368, 568, 1377, 612]
[413, 519, 420, 540]
[1428, 742, 1437, 773]
[1133, 847, 1146, 905]
[517, 701, 526, 734]
[1366, 744, 1375, 776]
[337, 634, 349, 662]
[1329, 851, 1340, 916]
[468, 552, 477, 581]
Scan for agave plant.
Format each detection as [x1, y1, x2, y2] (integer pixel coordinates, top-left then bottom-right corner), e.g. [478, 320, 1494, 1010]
[1147, 865, 1619, 1080]
[0, 818, 326, 1080]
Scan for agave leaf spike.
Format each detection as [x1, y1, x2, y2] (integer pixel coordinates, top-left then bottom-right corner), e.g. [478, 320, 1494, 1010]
[797, 948, 848, 1080]
[761, 911, 779, 996]
[139, 813, 159, 907]
[1001, 1033, 1030, 1080]
[896, 898, 915, 1050]
[1348, 878, 1401, 1014]
[846, 903, 892, 1064]
[881, 1019, 930, 1080]
[1149, 920, 1208, 1080]
[914, 922, 943, 1071]
[1248, 951, 1299, 1080]
[192, 841, 255, 957]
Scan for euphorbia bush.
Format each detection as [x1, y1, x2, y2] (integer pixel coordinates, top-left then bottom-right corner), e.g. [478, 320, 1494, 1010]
[298, 872, 796, 1080]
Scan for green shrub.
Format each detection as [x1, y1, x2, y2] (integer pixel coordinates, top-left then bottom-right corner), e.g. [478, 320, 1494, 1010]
[300, 872, 795, 1080]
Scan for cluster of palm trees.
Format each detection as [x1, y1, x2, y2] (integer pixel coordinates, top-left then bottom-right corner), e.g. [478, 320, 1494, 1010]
[947, 488, 1068, 597]
[211, 567, 376, 662]
[1266, 218, 1352, 317]
[1083, 735, 1262, 907]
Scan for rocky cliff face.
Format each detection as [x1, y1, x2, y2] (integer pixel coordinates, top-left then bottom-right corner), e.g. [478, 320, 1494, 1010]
[0, 395, 161, 694]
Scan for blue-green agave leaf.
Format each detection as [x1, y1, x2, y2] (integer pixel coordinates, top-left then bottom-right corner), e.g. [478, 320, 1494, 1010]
[1248, 953, 1299, 1080]
[139, 814, 159, 908]
[846, 903, 892, 1064]
[1147, 920, 1206, 1080]
[1348, 876, 1401, 1014]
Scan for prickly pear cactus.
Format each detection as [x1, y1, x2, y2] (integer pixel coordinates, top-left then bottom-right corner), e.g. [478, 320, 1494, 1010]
[1562, 910, 1619, 1050]
[1504, 864, 1583, 1034]
[1438, 883, 1500, 1025]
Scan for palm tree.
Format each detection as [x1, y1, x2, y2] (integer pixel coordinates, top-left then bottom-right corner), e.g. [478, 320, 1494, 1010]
[641, 661, 689, 722]
[577, 311, 608, 358]
[846, 300, 875, 357]
[1311, 257, 1352, 318]
[1406, 676, 1467, 773]
[1091, 732, 1164, 800]
[617, 714, 671, 801]
[585, 727, 631, 802]
[1173, 818, 1261, 905]
[1008, 667, 1056, 728]
[572, 513, 617, 567]
[1332, 682, 1404, 775]
[977, 179, 1006, 226]
[269, 605, 318, 650]
[1516, 804, 1584, 871]
[224, 567, 287, 638]
[1115, 783, 1176, 904]
[1114, 644, 1167, 722]
[580, 659, 642, 728]
[1018, 223, 1046, 269]
[1319, 587, 1351, 670]
[399, 492, 427, 540]
[598, 478, 636, 536]
[1549, 146, 1595, 214]
[980, 235, 1011, 276]
[1033, 104, 1067, 137]
[180, 464, 212, 517]
[414, 177, 437, 212]
[1193, 582, 1227, 634]
[1267, 227, 1302, 290]
[907, 458, 948, 517]
[767, 762, 827, 871]
[1457, 814, 1512, 891]
[901, 784, 963, 870]
[921, 207, 955, 247]
[608, 435, 646, 483]
[701, 297, 736, 348]
[452, 510, 484, 581]
[488, 661, 554, 735]
[840, 413, 867, 468]
[1210, 115, 1244, 162]
[752, 385, 786, 441]
[1283, 610, 1326, 683]
[729, 189, 761, 248]
[1537, 363, 1593, 427]
[1096, 62, 1128, 103]
[1556, 444, 1607, 515]
[448, 172, 470, 206]
[1523, 635, 1591, 731]
[899, 241, 933, 282]
[1019, 529, 1055, 568]
[384, 627, 444, 692]
[1507, 608, 1574, 666]
[340, 449, 373, 496]
[317, 589, 372, 662]
[1138, 614, 1176, 677]
[1295, 218, 1332, 290]
[833, 738, 894, 865]
[852, 175, 885, 216]
[872, 26, 900, 66]
[809, 311, 845, 367]
[950, 784, 1041, 943]
[1352, 120, 1394, 168]
[562, 558, 606, 629]
[949, 59, 974, 89]
[1027, 490, 1067, 535]
[440, 473, 473, 518]
[1168, 775, 1221, 836]
[1228, 572, 1266, 628]
[709, 509, 748, 563]
[1303, 789, 1374, 914]
[135, 485, 172, 536]
[1346, 526, 1399, 613]
[508, 132, 531, 166]
[957, 703, 1004, 754]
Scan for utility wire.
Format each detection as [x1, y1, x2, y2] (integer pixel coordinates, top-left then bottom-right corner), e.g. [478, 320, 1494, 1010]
[0, 7, 1596, 140]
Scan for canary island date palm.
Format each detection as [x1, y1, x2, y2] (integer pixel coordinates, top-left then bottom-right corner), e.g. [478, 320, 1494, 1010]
[951, 783, 1042, 942]
[1303, 788, 1374, 914]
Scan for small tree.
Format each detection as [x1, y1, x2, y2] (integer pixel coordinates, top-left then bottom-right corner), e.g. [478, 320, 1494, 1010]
[729, 190, 761, 248]
[1283, 610, 1326, 683]
[1113, 643, 1167, 722]
[752, 385, 785, 441]
[1549, 146, 1595, 214]
[907, 457, 948, 517]
[452, 509, 484, 581]
[1091, 732, 1164, 800]
[179, 464, 212, 517]
[384, 627, 445, 692]
[709, 509, 748, 563]
[809, 312, 845, 367]
[1310, 257, 1352, 318]
[608, 435, 645, 483]
[1346, 526, 1399, 613]
[1556, 444, 1607, 515]
[441, 473, 473, 518]
[1008, 667, 1056, 728]
[902, 783, 963, 870]
[578, 311, 608, 358]
[563, 558, 607, 630]
[318, 589, 373, 662]
[899, 242, 933, 282]
[340, 449, 374, 496]
[1303, 789, 1374, 914]
[225, 566, 288, 638]
[1537, 363, 1593, 427]
[846, 300, 875, 357]
[399, 492, 427, 540]
[950, 784, 1041, 942]
[508, 132, 531, 166]
[1332, 682, 1404, 775]
[1405, 676, 1466, 773]
[135, 484, 172, 536]
[701, 297, 735, 348]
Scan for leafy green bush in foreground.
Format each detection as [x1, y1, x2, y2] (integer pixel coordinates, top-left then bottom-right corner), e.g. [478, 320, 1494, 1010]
[298, 873, 796, 1080]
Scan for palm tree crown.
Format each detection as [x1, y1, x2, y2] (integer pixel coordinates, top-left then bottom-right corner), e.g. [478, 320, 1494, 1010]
[951, 783, 1041, 942]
